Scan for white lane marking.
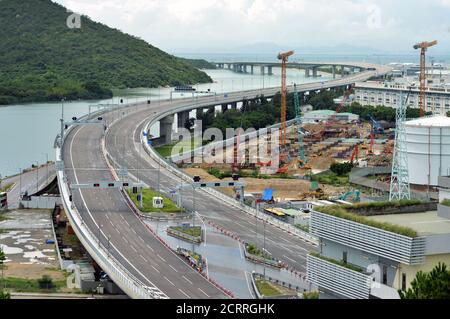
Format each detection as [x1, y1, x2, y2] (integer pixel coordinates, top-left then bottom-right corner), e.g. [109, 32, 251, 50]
[182, 276, 193, 285]
[178, 289, 191, 299]
[131, 228, 137, 235]
[151, 265, 160, 274]
[169, 265, 178, 273]
[198, 288, 210, 298]
[146, 244, 154, 252]
[69, 127, 164, 294]
[140, 255, 148, 262]
[283, 255, 297, 264]
[138, 236, 145, 243]
[131, 245, 138, 253]
[244, 272, 256, 299]
[158, 254, 166, 262]
[164, 276, 175, 287]
[122, 236, 129, 244]
[238, 243, 244, 260]
[279, 237, 290, 244]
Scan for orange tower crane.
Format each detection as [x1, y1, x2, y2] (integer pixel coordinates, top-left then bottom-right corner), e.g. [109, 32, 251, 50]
[277, 50, 295, 149]
[413, 40, 438, 117]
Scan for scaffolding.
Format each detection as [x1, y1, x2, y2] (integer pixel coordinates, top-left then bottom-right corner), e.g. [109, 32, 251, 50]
[389, 92, 411, 201]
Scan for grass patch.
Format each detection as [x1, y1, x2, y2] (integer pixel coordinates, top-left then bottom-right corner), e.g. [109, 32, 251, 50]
[295, 224, 310, 233]
[255, 279, 282, 297]
[171, 226, 202, 237]
[247, 244, 271, 259]
[315, 201, 420, 238]
[441, 199, 450, 207]
[310, 252, 363, 273]
[0, 183, 14, 193]
[155, 138, 203, 158]
[312, 171, 349, 187]
[303, 291, 320, 299]
[0, 277, 66, 293]
[127, 188, 182, 214]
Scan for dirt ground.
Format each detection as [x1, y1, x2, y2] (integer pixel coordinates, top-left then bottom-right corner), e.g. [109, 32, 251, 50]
[0, 209, 65, 280]
[184, 168, 347, 200]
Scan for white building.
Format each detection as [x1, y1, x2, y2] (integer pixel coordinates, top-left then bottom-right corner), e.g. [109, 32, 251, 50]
[354, 81, 450, 115]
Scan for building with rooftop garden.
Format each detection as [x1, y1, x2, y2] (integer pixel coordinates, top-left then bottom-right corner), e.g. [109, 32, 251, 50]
[306, 200, 450, 299]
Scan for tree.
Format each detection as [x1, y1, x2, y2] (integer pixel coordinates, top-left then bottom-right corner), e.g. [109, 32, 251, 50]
[330, 162, 354, 176]
[399, 263, 450, 299]
[0, 246, 7, 297]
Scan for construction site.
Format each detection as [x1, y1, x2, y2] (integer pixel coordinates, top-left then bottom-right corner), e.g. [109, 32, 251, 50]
[173, 42, 446, 207]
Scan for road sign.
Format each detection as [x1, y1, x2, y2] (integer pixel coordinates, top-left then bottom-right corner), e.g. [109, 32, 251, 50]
[70, 182, 145, 190]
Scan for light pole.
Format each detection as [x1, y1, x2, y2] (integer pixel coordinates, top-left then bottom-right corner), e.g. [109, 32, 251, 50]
[43, 153, 49, 185]
[60, 98, 65, 142]
[18, 168, 22, 197]
[35, 161, 39, 193]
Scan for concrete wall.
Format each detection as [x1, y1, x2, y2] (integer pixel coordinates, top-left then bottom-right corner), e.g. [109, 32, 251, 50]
[321, 239, 398, 287]
[20, 196, 61, 209]
[394, 253, 450, 290]
[438, 204, 450, 219]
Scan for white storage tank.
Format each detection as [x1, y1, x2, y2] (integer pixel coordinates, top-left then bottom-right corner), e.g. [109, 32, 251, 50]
[405, 116, 450, 186]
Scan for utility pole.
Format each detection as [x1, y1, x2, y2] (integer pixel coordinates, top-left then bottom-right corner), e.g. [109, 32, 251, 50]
[35, 161, 39, 193]
[60, 98, 65, 143]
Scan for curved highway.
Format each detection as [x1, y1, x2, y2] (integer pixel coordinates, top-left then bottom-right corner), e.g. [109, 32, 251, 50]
[61, 62, 392, 299]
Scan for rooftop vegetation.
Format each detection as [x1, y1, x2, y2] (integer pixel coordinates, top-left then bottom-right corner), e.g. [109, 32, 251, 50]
[315, 200, 421, 238]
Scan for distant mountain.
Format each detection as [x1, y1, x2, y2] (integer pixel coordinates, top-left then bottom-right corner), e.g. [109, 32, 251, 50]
[0, 0, 212, 105]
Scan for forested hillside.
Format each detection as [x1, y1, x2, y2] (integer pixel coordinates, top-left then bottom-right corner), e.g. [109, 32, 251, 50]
[0, 0, 213, 105]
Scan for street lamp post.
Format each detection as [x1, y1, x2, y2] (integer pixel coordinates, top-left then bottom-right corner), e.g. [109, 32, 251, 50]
[98, 224, 103, 245]
[18, 168, 22, 197]
[35, 161, 39, 193]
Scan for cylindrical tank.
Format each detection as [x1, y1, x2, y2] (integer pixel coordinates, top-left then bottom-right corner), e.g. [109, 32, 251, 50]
[405, 116, 450, 186]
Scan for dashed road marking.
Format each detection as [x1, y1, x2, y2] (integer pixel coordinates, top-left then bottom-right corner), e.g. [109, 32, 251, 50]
[158, 255, 166, 262]
[169, 265, 178, 273]
[164, 276, 175, 287]
[182, 276, 193, 285]
[198, 288, 210, 298]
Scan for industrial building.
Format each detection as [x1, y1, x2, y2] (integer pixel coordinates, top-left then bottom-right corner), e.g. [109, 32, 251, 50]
[354, 81, 450, 115]
[307, 202, 450, 299]
[405, 116, 450, 186]
[303, 110, 359, 124]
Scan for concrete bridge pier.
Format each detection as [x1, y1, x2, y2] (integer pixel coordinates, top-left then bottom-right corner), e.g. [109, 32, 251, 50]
[177, 111, 190, 130]
[332, 65, 337, 79]
[312, 67, 318, 77]
[268, 66, 273, 75]
[250, 65, 254, 74]
[160, 115, 175, 145]
[341, 66, 345, 78]
[230, 102, 237, 110]
[260, 66, 266, 75]
[305, 68, 311, 78]
[221, 104, 228, 113]
[227, 63, 232, 70]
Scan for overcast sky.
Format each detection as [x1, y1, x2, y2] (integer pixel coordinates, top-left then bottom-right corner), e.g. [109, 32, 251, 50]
[54, 0, 450, 54]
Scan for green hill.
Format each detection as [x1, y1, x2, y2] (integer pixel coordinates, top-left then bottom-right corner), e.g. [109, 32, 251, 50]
[0, 0, 213, 105]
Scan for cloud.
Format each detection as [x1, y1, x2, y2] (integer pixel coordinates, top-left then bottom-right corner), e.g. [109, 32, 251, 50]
[54, 0, 450, 53]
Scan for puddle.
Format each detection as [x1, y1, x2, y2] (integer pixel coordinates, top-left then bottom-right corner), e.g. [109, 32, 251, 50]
[24, 245, 36, 250]
[0, 244, 24, 255]
[23, 251, 48, 259]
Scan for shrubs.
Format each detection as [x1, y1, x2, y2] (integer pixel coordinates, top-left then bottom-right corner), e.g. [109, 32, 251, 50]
[310, 252, 363, 273]
[330, 162, 354, 176]
[303, 291, 320, 299]
[38, 275, 54, 290]
[315, 202, 419, 238]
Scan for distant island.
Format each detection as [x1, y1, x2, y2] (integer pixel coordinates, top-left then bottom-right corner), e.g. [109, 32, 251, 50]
[0, 0, 214, 105]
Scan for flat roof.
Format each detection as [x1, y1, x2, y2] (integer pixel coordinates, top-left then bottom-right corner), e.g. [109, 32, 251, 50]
[366, 211, 450, 236]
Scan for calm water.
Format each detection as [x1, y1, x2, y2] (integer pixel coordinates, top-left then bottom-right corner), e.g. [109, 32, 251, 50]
[0, 68, 330, 177]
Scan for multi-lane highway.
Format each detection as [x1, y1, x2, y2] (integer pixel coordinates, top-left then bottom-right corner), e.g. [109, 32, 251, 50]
[1, 164, 55, 208]
[63, 108, 228, 299]
[60, 62, 392, 298]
